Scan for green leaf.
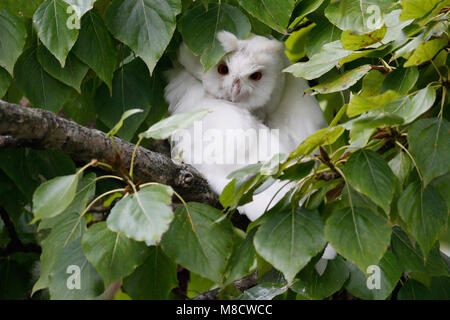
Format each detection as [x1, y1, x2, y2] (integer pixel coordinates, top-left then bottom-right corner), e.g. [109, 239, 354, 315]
[292, 256, 350, 300]
[381, 66, 419, 95]
[347, 113, 405, 146]
[391, 226, 449, 276]
[345, 251, 402, 300]
[0, 149, 75, 201]
[280, 161, 315, 181]
[219, 175, 262, 209]
[82, 222, 149, 288]
[388, 151, 412, 185]
[291, 0, 326, 24]
[0, 258, 32, 300]
[38, 172, 95, 231]
[0, 67, 11, 98]
[32, 173, 80, 222]
[237, 283, 287, 300]
[397, 279, 432, 300]
[393, 32, 425, 60]
[325, 206, 391, 272]
[369, 87, 436, 124]
[431, 173, 450, 214]
[344, 149, 397, 213]
[32, 212, 87, 293]
[285, 24, 315, 64]
[62, 0, 97, 18]
[72, 10, 117, 91]
[139, 108, 210, 140]
[305, 20, 342, 58]
[360, 69, 386, 96]
[186, 272, 216, 299]
[14, 48, 72, 112]
[404, 38, 448, 67]
[94, 59, 155, 141]
[348, 113, 403, 147]
[0, 0, 44, 18]
[398, 181, 447, 258]
[308, 64, 372, 95]
[48, 238, 104, 299]
[325, 0, 395, 33]
[284, 41, 353, 80]
[62, 91, 96, 126]
[123, 246, 178, 299]
[338, 43, 389, 66]
[340, 186, 383, 218]
[397, 277, 450, 300]
[238, 0, 296, 34]
[341, 26, 386, 50]
[37, 45, 89, 93]
[408, 118, 450, 186]
[418, 1, 450, 24]
[223, 229, 257, 286]
[0, 9, 27, 74]
[254, 208, 327, 284]
[427, 277, 450, 299]
[260, 153, 288, 176]
[105, 0, 181, 74]
[399, 0, 444, 20]
[247, 14, 272, 36]
[160, 202, 235, 284]
[227, 163, 262, 180]
[107, 184, 174, 245]
[28, 149, 76, 182]
[106, 109, 144, 137]
[381, 9, 415, 45]
[347, 90, 401, 117]
[179, 2, 251, 71]
[291, 126, 345, 157]
[33, 0, 79, 67]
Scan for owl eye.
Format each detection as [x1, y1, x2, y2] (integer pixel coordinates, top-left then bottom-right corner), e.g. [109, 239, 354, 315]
[218, 64, 229, 75]
[249, 72, 262, 81]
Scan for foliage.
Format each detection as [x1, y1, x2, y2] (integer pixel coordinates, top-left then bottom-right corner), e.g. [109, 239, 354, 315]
[0, 0, 449, 300]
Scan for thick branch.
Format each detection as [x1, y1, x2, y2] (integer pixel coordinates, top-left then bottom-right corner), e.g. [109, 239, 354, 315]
[0, 100, 217, 205]
[192, 273, 258, 300]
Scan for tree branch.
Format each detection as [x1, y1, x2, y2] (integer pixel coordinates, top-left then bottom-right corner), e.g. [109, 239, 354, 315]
[192, 273, 258, 300]
[0, 100, 217, 205]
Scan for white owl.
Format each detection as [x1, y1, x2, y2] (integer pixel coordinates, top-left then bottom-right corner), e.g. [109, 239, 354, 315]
[164, 31, 327, 221]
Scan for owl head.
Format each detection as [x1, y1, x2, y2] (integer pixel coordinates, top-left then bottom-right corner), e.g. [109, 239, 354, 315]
[202, 31, 286, 111]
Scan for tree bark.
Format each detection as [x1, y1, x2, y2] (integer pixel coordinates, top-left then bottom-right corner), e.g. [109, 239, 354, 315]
[0, 100, 217, 205]
[192, 273, 258, 300]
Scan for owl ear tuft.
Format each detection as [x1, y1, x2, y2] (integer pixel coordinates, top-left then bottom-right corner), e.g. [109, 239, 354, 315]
[217, 31, 239, 52]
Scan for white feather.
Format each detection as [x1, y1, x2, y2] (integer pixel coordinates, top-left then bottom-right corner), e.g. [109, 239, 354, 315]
[265, 72, 328, 151]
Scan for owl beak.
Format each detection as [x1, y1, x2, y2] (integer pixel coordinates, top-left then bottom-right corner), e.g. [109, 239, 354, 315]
[231, 78, 241, 102]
